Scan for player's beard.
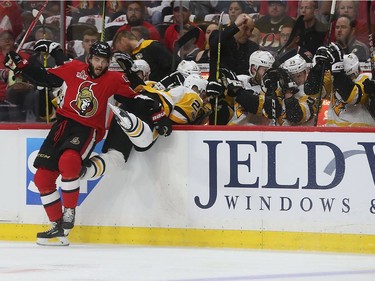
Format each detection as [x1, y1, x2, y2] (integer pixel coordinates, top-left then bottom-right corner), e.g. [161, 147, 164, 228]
[88, 64, 108, 78]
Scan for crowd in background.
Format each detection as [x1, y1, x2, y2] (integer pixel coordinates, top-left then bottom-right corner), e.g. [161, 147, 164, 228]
[0, 0, 375, 125]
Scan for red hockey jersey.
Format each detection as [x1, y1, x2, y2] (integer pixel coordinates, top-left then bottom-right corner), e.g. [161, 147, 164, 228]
[48, 60, 137, 141]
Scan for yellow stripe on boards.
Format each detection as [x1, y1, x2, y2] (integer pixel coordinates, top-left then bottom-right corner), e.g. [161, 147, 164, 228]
[1, 223, 375, 254]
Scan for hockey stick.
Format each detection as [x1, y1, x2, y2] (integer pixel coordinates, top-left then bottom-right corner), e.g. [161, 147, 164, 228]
[101, 0, 106, 41]
[16, 0, 48, 52]
[214, 11, 225, 125]
[276, 15, 304, 57]
[314, 0, 336, 126]
[171, 26, 200, 71]
[368, 0, 375, 79]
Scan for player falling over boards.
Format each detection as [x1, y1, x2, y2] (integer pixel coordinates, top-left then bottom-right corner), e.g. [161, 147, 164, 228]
[3, 41, 170, 246]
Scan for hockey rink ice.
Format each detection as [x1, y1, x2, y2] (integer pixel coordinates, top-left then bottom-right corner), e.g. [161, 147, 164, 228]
[1, 242, 375, 281]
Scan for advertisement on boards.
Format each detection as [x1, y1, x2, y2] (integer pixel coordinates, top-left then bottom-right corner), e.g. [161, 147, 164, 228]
[188, 130, 375, 234]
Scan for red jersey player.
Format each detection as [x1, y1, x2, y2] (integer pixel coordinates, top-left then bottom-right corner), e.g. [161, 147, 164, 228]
[4, 41, 165, 245]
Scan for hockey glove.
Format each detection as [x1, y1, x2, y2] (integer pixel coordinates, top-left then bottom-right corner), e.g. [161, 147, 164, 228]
[154, 71, 185, 90]
[314, 46, 331, 68]
[4, 51, 28, 74]
[113, 52, 139, 75]
[263, 68, 279, 93]
[363, 78, 375, 97]
[219, 68, 242, 96]
[206, 81, 225, 99]
[327, 43, 344, 73]
[152, 110, 172, 136]
[34, 39, 61, 54]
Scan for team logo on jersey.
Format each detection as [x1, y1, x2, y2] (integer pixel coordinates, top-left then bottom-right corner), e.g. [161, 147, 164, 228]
[26, 138, 105, 206]
[76, 70, 88, 80]
[70, 137, 80, 145]
[71, 81, 98, 117]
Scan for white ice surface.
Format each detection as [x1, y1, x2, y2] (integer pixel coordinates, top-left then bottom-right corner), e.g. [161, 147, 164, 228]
[1, 241, 375, 281]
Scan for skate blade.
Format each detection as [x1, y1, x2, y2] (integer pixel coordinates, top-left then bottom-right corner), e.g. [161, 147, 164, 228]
[36, 236, 70, 246]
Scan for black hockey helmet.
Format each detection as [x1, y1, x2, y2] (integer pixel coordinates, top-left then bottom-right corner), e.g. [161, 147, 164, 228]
[89, 41, 112, 59]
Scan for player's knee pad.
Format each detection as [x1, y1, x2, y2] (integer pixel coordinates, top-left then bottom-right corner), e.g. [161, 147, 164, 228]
[34, 168, 59, 194]
[58, 149, 82, 180]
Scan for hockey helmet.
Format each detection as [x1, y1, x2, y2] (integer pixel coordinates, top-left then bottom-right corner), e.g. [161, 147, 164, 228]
[343, 53, 360, 77]
[134, 59, 151, 80]
[177, 60, 201, 77]
[249, 50, 275, 78]
[281, 54, 307, 74]
[89, 41, 112, 59]
[183, 74, 208, 94]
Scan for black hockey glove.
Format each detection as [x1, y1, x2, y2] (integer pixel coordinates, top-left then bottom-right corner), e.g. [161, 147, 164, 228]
[152, 110, 172, 136]
[219, 68, 242, 96]
[34, 39, 61, 54]
[262, 68, 279, 94]
[4, 51, 28, 74]
[327, 42, 344, 73]
[206, 81, 225, 99]
[363, 78, 375, 97]
[154, 71, 185, 90]
[314, 46, 331, 68]
[113, 52, 139, 75]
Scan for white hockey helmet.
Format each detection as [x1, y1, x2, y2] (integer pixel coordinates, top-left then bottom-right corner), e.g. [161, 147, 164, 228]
[343, 53, 360, 77]
[177, 60, 201, 78]
[249, 50, 275, 78]
[281, 54, 307, 74]
[183, 74, 208, 94]
[134, 59, 151, 80]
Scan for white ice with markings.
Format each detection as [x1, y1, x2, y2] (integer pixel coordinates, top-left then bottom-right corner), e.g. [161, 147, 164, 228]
[1, 241, 375, 281]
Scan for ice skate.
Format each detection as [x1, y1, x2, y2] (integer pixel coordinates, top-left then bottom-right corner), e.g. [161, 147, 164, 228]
[62, 208, 75, 235]
[36, 220, 69, 246]
[108, 103, 134, 131]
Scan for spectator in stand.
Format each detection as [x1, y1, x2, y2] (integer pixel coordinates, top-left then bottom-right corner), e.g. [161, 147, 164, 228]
[195, 23, 218, 63]
[106, 0, 126, 21]
[145, 0, 173, 25]
[112, 30, 172, 81]
[75, 28, 99, 64]
[116, 1, 161, 41]
[209, 13, 259, 79]
[163, 0, 205, 52]
[67, 1, 101, 23]
[328, 1, 371, 46]
[259, 0, 298, 19]
[298, 0, 328, 55]
[334, 15, 369, 62]
[0, 29, 33, 122]
[254, 0, 295, 54]
[227, 1, 246, 25]
[0, 0, 23, 39]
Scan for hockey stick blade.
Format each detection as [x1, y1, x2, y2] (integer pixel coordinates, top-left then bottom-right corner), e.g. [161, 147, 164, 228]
[276, 15, 304, 56]
[171, 26, 200, 71]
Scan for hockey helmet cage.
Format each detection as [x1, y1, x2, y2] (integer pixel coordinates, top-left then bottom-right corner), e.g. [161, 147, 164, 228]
[183, 74, 208, 94]
[89, 41, 112, 59]
[281, 54, 307, 74]
[249, 50, 275, 78]
[177, 60, 201, 77]
[343, 53, 360, 77]
[134, 59, 151, 80]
